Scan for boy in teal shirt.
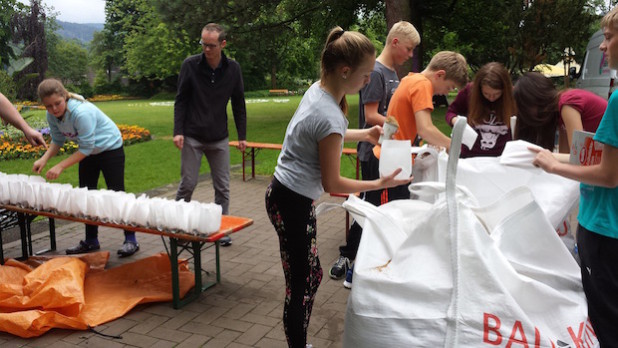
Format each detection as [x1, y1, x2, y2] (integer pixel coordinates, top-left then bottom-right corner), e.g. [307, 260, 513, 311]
[531, 7, 618, 345]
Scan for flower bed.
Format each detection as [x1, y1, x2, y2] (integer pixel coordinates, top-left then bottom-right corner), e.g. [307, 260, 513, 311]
[14, 103, 46, 111]
[88, 95, 137, 102]
[0, 124, 151, 161]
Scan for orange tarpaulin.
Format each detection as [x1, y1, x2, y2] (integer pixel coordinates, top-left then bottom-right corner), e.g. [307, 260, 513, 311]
[0, 252, 194, 338]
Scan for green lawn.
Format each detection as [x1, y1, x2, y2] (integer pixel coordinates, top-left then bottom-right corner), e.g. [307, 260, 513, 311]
[0, 96, 451, 194]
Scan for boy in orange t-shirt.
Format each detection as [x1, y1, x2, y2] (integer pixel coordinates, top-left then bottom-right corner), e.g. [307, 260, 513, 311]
[388, 51, 468, 151]
[384, 51, 468, 200]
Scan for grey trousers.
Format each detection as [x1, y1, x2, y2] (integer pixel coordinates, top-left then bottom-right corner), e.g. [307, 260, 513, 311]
[176, 136, 230, 215]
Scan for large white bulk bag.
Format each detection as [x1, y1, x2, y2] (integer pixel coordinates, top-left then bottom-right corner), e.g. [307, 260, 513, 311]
[342, 119, 596, 348]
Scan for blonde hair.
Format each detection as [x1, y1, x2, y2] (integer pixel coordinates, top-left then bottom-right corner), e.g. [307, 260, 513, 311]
[321, 26, 375, 114]
[601, 6, 618, 30]
[426, 51, 469, 88]
[37, 78, 84, 102]
[386, 21, 420, 47]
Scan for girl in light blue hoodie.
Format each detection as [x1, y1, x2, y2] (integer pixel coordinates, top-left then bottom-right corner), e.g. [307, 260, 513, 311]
[33, 78, 139, 257]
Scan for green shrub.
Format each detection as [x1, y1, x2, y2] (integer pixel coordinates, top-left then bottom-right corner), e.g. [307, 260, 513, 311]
[0, 70, 18, 101]
[149, 91, 177, 100]
[244, 90, 272, 98]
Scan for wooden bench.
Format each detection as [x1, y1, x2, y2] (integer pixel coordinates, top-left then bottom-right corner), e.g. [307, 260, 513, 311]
[0, 204, 253, 309]
[269, 89, 288, 96]
[230, 141, 359, 181]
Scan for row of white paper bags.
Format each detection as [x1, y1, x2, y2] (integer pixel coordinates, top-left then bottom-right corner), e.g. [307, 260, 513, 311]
[0, 172, 222, 235]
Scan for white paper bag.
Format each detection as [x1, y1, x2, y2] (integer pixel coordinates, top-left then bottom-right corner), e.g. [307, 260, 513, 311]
[68, 187, 89, 217]
[129, 194, 150, 227]
[379, 140, 411, 180]
[108, 191, 134, 224]
[196, 202, 222, 234]
[85, 190, 104, 219]
[10, 181, 27, 206]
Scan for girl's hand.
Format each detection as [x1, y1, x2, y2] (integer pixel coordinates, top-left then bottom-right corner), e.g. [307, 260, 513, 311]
[32, 158, 46, 174]
[365, 125, 383, 145]
[529, 147, 558, 173]
[379, 168, 413, 188]
[45, 164, 64, 180]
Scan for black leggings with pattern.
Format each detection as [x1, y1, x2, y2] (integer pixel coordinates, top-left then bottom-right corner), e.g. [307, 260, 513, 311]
[265, 177, 323, 348]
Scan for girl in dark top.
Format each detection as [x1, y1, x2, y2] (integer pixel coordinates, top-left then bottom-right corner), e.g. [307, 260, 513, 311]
[445, 62, 516, 157]
[514, 72, 607, 153]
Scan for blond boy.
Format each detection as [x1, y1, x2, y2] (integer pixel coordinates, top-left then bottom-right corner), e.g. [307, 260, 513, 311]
[388, 51, 468, 151]
[329, 21, 421, 283]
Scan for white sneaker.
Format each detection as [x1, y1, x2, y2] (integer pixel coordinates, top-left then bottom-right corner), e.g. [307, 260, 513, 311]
[343, 264, 353, 289]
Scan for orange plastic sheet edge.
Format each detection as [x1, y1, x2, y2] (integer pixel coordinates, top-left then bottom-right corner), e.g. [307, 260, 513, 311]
[0, 252, 194, 338]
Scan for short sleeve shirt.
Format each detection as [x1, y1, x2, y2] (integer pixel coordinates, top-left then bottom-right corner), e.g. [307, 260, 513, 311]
[578, 91, 618, 238]
[387, 73, 434, 143]
[357, 61, 399, 161]
[558, 89, 606, 133]
[274, 82, 348, 200]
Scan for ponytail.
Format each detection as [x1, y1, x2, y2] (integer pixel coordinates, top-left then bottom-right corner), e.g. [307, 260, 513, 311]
[321, 26, 375, 114]
[38, 78, 84, 102]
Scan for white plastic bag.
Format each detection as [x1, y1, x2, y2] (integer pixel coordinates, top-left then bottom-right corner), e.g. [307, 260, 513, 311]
[342, 118, 597, 348]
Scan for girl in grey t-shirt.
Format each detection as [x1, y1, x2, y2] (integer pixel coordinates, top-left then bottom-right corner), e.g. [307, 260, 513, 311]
[264, 27, 410, 348]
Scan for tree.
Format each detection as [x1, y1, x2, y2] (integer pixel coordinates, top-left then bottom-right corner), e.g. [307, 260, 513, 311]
[385, 0, 598, 76]
[123, 1, 195, 82]
[89, 29, 117, 84]
[508, 0, 596, 73]
[47, 37, 89, 88]
[10, 0, 48, 100]
[89, 0, 144, 89]
[149, 0, 382, 90]
[0, 0, 25, 67]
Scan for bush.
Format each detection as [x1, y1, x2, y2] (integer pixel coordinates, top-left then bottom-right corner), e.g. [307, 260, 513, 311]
[126, 78, 158, 98]
[65, 82, 94, 99]
[93, 73, 126, 95]
[149, 91, 177, 100]
[76, 83, 94, 99]
[0, 70, 18, 101]
[244, 90, 272, 98]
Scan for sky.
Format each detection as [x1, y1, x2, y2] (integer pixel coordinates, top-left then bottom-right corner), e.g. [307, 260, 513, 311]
[18, 0, 106, 24]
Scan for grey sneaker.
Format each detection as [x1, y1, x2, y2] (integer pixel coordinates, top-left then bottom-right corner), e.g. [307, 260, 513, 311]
[329, 256, 350, 279]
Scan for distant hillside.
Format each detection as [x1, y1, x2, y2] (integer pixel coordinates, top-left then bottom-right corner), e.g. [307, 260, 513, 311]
[55, 20, 104, 44]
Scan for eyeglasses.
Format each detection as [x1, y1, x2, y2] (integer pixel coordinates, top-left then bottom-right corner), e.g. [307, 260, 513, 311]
[198, 40, 219, 49]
